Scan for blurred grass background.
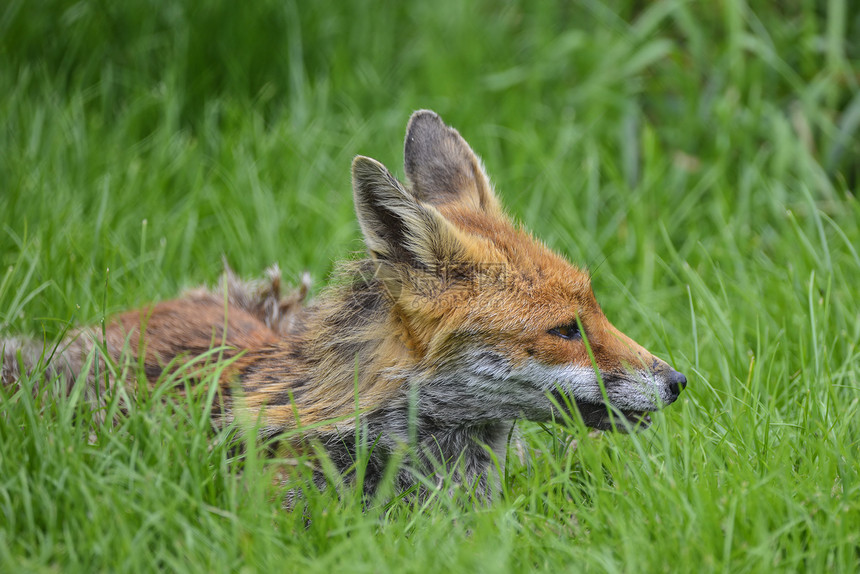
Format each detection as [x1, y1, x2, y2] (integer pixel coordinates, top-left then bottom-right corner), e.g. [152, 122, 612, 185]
[1, 0, 859, 572]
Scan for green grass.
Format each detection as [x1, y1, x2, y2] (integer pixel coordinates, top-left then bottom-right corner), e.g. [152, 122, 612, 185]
[1, 0, 859, 571]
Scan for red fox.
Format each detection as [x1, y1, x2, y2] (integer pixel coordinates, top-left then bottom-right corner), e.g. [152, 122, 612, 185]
[1, 110, 685, 498]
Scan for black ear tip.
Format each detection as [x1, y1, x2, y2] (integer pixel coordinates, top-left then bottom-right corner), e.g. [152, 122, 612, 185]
[407, 109, 445, 131]
[352, 155, 384, 177]
[410, 109, 442, 120]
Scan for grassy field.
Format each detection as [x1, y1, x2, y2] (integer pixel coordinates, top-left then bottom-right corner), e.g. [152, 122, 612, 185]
[1, 0, 859, 571]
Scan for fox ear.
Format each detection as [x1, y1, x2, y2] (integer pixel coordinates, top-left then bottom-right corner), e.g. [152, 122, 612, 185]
[352, 155, 467, 266]
[404, 110, 501, 214]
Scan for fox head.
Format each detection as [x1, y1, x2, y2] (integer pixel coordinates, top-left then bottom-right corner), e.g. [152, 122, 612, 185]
[350, 110, 686, 431]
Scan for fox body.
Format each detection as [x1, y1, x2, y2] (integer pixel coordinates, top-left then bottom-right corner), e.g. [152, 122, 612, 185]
[2, 111, 686, 498]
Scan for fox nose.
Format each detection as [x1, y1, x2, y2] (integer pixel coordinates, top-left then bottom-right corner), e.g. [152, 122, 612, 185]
[666, 369, 687, 402]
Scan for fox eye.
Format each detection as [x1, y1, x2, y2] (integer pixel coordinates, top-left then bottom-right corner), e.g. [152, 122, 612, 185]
[548, 322, 581, 340]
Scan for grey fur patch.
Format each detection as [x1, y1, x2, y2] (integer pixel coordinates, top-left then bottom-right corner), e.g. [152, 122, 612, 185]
[1, 336, 45, 387]
[0, 331, 104, 409]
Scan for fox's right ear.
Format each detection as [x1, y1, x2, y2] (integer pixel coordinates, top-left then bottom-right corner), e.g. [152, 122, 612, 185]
[404, 110, 501, 215]
[352, 156, 468, 267]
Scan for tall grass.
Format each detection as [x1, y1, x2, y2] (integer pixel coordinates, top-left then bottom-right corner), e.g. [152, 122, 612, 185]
[1, 0, 859, 571]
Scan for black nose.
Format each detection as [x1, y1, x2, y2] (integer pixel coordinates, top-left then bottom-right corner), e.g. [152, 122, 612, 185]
[667, 369, 687, 401]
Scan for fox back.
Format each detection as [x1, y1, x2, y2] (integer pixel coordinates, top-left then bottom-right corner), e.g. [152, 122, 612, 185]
[1, 110, 686, 499]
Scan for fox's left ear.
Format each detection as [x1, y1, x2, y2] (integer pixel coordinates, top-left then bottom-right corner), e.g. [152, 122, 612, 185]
[352, 155, 469, 267]
[404, 110, 501, 214]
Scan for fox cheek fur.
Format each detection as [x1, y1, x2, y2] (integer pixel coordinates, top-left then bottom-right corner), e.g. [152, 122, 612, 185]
[1, 110, 686, 497]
